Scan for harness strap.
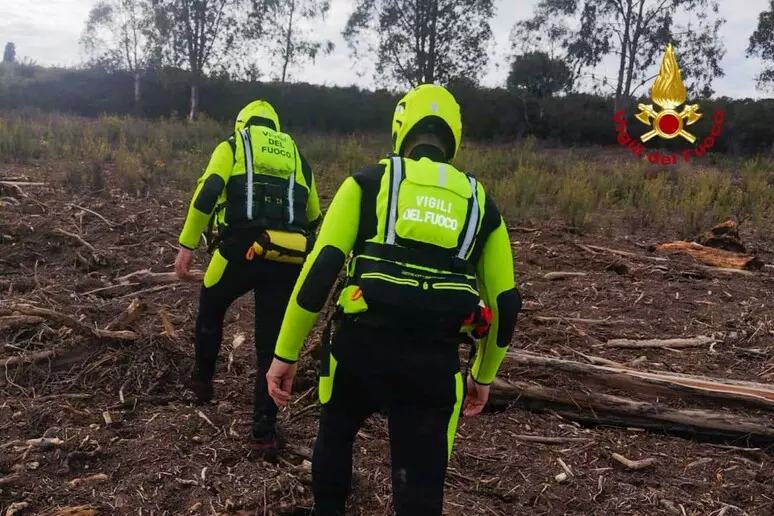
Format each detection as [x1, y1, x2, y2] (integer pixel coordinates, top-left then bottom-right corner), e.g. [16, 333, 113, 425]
[385, 156, 403, 245]
[239, 128, 255, 222]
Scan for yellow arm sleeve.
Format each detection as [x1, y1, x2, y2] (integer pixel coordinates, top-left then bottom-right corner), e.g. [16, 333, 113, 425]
[306, 174, 322, 228]
[470, 216, 520, 385]
[274, 177, 362, 362]
[178, 141, 234, 250]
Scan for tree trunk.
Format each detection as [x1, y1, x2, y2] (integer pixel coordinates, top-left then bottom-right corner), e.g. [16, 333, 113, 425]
[188, 82, 199, 121]
[133, 71, 141, 111]
[622, 0, 646, 105]
[426, 0, 438, 83]
[614, 1, 632, 111]
[281, 0, 295, 84]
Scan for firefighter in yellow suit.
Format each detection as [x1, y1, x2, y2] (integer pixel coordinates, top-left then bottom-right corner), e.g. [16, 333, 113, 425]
[265, 85, 522, 514]
[174, 100, 321, 459]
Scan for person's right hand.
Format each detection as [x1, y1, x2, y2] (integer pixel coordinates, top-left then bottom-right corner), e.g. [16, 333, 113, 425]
[175, 247, 194, 280]
[462, 375, 490, 417]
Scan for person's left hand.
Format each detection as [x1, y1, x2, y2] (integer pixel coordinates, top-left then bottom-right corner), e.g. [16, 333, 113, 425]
[266, 359, 298, 407]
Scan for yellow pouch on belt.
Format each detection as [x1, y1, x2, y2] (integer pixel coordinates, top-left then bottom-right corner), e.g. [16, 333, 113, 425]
[245, 229, 310, 265]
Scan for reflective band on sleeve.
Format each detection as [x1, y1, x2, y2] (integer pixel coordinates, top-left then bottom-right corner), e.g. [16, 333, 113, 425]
[240, 129, 254, 221]
[386, 156, 403, 245]
[457, 176, 478, 259]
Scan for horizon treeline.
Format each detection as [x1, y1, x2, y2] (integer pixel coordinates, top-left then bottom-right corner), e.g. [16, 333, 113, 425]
[4, 0, 774, 157]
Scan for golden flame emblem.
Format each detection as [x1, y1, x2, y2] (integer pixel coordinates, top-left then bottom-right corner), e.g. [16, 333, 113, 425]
[635, 44, 702, 143]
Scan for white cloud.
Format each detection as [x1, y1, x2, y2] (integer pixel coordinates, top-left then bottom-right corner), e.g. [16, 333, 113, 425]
[0, 0, 770, 98]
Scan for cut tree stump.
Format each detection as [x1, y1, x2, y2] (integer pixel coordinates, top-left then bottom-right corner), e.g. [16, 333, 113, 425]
[650, 241, 763, 270]
[504, 351, 774, 410]
[490, 378, 774, 446]
[104, 298, 145, 331]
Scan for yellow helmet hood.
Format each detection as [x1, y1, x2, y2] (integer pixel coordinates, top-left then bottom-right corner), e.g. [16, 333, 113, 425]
[235, 100, 280, 133]
[391, 84, 462, 161]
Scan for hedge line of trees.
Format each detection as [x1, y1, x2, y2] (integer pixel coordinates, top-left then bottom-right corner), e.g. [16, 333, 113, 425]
[1, 66, 774, 157]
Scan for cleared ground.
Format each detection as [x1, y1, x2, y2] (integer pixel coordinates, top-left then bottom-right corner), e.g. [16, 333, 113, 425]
[0, 159, 773, 516]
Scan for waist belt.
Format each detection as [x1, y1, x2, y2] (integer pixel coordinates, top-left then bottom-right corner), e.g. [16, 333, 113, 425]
[360, 242, 474, 276]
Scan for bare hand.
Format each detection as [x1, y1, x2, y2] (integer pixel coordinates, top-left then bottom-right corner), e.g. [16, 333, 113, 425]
[175, 247, 194, 280]
[462, 375, 490, 417]
[266, 359, 298, 407]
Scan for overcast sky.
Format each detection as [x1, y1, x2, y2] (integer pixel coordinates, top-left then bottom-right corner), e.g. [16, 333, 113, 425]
[0, 0, 771, 99]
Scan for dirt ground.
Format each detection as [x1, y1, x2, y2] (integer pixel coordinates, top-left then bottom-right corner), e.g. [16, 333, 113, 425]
[1, 163, 773, 516]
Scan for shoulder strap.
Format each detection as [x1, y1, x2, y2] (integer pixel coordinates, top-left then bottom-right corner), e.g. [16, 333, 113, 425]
[384, 156, 404, 245]
[238, 128, 255, 222]
[458, 174, 479, 259]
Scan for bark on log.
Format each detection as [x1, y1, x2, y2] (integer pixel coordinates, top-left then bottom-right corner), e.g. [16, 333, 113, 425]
[600, 336, 716, 349]
[504, 352, 774, 410]
[696, 218, 745, 253]
[0, 315, 44, 330]
[490, 378, 774, 446]
[651, 241, 763, 270]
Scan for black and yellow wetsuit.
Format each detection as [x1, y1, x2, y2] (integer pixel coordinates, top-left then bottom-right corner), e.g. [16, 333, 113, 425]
[273, 144, 520, 515]
[179, 118, 321, 444]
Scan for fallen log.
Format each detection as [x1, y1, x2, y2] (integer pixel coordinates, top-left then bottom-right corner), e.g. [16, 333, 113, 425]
[42, 506, 99, 516]
[505, 351, 774, 410]
[650, 241, 763, 270]
[114, 268, 203, 285]
[599, 336, 716, 349]
[582, 244, 668, 262]
[543, 271, 587, 281]
[533, 316, 612, 325]
[4, 303, 137, 341]
[0, 315, 44, 331]
[490, 378, 774, 446]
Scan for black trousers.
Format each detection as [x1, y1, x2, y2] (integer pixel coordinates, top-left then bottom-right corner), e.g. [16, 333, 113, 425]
[193, 244, 301, 439]
[311, 320, 464, 516]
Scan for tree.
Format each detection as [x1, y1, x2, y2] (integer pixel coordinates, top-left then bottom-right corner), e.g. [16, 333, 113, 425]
[81, 0, 151, 106]
[513, 0, 726, 109]
[507, 51, 574, 98]
[342, 0, 495, 88]
[263, 0, 334, 84]
[147, 0, 266, 119]
[747, 1, 774, 91]
[3, 42, 15, 63]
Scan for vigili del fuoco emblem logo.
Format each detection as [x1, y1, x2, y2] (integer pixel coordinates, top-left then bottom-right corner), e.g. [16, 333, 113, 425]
[613, 44, 725, 165]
